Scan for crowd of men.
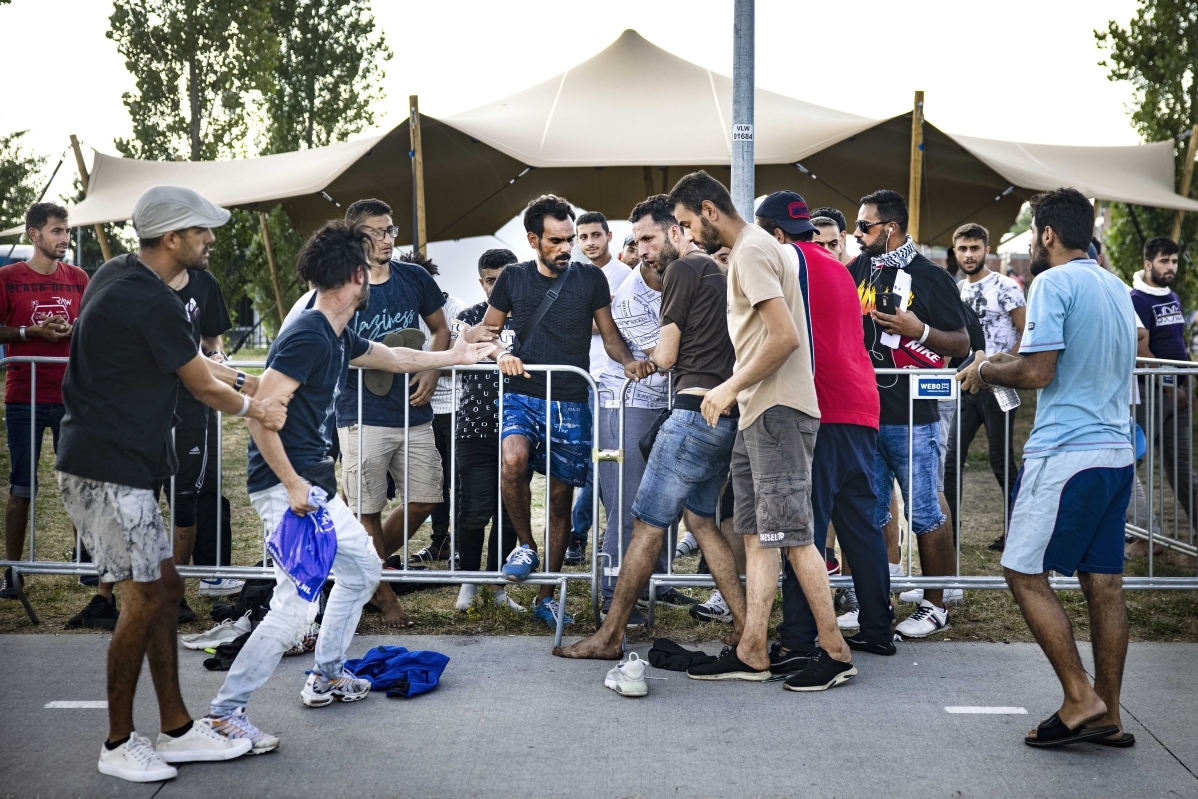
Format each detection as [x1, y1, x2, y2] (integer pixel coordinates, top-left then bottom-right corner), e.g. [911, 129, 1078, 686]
[0, 170, 1184, 780]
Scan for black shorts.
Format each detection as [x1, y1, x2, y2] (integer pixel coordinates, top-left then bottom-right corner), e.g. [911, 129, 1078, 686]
[166, 426, 208, 527]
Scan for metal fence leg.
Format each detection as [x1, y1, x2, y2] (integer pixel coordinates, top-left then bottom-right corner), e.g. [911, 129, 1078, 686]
[12, 568, 40, 625]
[554, 577, 568, 648]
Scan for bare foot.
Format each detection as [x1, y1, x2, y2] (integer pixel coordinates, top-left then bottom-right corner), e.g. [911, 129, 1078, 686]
[1089, 712, 1124, 739]
[380, 606, 415, 629]
[1028, 697, 1107, 738]
[553, 633, 622, 660]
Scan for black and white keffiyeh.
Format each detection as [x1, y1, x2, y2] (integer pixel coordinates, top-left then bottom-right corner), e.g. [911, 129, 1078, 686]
[870, 235, 918, 270]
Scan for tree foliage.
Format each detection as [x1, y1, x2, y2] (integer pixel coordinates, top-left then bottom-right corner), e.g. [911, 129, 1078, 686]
[0, 131, 46, 236]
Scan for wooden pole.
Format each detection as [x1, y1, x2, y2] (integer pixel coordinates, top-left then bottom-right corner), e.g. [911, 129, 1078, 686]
[69, 134, 113, 262]
[409, 94, 427, 255]
[259, 211, 286, 325]
[1171, 124, 1198, 242]
[908, 91, 925, 243]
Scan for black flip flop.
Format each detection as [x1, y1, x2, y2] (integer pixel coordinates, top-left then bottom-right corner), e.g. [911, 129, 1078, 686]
[1024, 713, 1120, 749]
[1089, 732, 1136, 748]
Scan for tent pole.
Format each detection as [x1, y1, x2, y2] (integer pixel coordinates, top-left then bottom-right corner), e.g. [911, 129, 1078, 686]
[1171, 125, 1198, 243]
[908, 91, 924, 243]
[410, 95, 427, 256]
[70, 134, 113, 262]
[731, 0, 754, 220]
[259, 211, 286, 325]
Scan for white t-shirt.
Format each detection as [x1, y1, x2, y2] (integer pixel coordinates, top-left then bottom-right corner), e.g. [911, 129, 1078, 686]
[599, 268, 668, 409]
[427, 293, 468, 415]
[959, 271, 1026, 355]
[588, 258, 633, 378]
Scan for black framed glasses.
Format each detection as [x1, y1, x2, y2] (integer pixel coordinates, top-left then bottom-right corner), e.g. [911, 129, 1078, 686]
[855, 219, 891, 234]
[361, 225, 399, 241]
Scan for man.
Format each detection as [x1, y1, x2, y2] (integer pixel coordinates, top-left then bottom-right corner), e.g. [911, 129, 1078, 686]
[481, 195, 652, 630]
[754, 191, 894, 665]
[619, 234, 640, 267]
[206, 220, 489, 753]
[333, 199, 450, 629]
[669, 171, 854, 691]
[848, 189, 970, 638]
[1128, 236, 1196, 540]
[811, 206, 852, 265]
[712, 246, 731, 268]
[942, 223, 1026, 554]
[555, 194, 747, 659]
[569, 211, 633, 565]
[959, 188, 1135, 749]
[0, 204, 88, 605]
[450, 249, 524, 613]
[56, 186, 288, 782]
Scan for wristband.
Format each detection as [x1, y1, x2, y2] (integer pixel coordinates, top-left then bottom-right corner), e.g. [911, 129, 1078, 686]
[234, 371, 246, 393]
[234, 394, 251, 418]
[977, 359, 992, 387]
[917, 323, 930, 345]
[19, 326, 27, 341]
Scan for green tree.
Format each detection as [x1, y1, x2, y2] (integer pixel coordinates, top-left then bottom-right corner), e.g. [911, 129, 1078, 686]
[0, 131, 46, 237]
[1096, 0, 1198, 308]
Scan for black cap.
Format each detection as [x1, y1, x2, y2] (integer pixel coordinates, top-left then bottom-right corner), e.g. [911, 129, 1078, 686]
[757, 191, 817, 236]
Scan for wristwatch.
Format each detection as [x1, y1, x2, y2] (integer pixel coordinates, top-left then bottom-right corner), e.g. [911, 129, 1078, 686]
[234, 371, 247, 393]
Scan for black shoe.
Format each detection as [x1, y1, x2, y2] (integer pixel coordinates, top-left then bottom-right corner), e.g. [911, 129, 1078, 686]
[783, 648, 857, 692]
[563, 539, 584, 566]
[408, 546, 457, 565]
[599, 600, 648, 629]
[66, 594, 119, 629]
[686, 646, 770, 681]
[768, 642, 816, 675]
[640, 587, 699, 608]
[834, 587, 859, 615]
[988, 535, 1006, 552]
[178, 598, 197, 624]
[844, 633, 897, 656]
[0, 567, 20, 600]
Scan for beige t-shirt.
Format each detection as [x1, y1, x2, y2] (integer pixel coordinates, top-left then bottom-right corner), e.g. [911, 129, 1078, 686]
[726, 224, 820, 429]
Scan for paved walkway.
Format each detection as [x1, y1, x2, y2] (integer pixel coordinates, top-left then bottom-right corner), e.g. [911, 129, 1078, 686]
[3, 634, 1197, 799]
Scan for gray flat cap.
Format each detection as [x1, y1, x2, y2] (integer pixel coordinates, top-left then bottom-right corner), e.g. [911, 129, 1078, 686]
[132, 185, 230, 239]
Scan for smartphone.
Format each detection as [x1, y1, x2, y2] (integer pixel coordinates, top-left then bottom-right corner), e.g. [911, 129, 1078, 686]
[876, 291, 898, 315]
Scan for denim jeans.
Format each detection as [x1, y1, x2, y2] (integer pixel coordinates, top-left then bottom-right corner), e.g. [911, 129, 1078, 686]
[873, 423, 946, 536]
[570, 396, 596, 543]
[211, 486, 381, 715]
[6, 402, 65, 497]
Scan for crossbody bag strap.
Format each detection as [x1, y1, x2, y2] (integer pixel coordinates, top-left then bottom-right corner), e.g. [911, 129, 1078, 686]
[514, 264, 572, 355]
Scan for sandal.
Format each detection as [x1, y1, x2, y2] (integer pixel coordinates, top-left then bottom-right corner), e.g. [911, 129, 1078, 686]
[1024, 713, 1119, 748]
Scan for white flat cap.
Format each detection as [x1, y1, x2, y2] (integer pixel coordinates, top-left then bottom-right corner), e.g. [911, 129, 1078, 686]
[132, 185, 230, 239]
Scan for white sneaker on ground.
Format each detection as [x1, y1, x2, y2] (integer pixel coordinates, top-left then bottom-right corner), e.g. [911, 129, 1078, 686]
[207, 708, 279, 755]
[154, 718, 252, 763]
[199, 578, 245, 597]
[837, 609, 860, 630]
[605, 651, 648, 697]
[493, 589, 526, 614]
[301, 669, 372, 708]
[898, 588, 963, 605]
[895, 600, 951, 639]
[97, 732, 177, 782]
[181, 612, 253, 650]
[455, 583, 479, 612]
[674, 532, 698, 559]
[689, 589, 732, 623]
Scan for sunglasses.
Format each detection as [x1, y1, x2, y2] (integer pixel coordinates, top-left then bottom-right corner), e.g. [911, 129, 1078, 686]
[855, 219, 891, 234]
[362, 225, 400, 241]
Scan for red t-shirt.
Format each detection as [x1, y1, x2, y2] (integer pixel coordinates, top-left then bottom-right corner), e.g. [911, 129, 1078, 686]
[789, 242, 879, 429]
[0, 261, 90, 404]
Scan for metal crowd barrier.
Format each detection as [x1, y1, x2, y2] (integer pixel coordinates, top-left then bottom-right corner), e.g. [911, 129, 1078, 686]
[4, 355, 1198, 640]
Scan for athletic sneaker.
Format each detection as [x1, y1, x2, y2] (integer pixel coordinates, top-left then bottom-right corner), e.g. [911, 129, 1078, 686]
[988, 535, 1006, 552]
[532, 596, 574, 630]
[604, 652, 648, 697]
[206, 708, 280, 755]
[563, 539, 585, 566]
[501, 545, 539, 582]
[455, 583, 479, 612]
[689, 590, 732, 623]
[493, 589, 526, 614]
[783, 649, 857, 692]
[0, 567, 21, 600]
[686, 646, 770, 681]
[408, 544, 458, 565]
[199, 578, 245, 597]
[768, 643, 815, 675]
[283, 622, 320, 657]
[301, 669, 372, 707]
[895, 600, 950, 638]
[178, 598, 197, 624]
[66, 594, 119, 630]
[889, 563, 905, 578]
[836, 609, 860, 631]
[826, 557, 841, 576]
[650, 588, 699, 608]
[898, 588, 963, 605]
[97, 732, 177, 783]
[181, 612, 252, 650]
[674, 531, 698, 559]
[600, 600, 648, 629]
[834, 587, 858, 616]
[154, 718, 252, 763]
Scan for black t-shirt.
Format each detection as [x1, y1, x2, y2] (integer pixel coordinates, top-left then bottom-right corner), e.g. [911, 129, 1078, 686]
[454, 301, 516, 439]
[848, 252, 967, 425]
[246, 309, 371, 493]
[660, 253, 735, 392]
[57, 254, 199, 489]
[486, 260, 610, 402]
[174, 269, 232, 430]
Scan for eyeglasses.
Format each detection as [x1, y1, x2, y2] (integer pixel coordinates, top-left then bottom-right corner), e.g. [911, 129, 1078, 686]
[361, 225, 399, 241]
[855, 219, 891, 234]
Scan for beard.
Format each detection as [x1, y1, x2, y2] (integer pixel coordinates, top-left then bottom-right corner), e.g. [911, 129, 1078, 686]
[655, 239, 680, 276]
[695, 217, 722, 255]
[539, 245, 571, 274]
[355, 280, 371, 311]
[960, 258, 985, 275]
[1029, 237, 1052, 276]
[859, 235, 886, 259]
[1150, 266, 1176, 286]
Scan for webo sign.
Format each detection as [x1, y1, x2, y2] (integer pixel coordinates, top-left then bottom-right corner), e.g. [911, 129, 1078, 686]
[913, 375, 957, 401]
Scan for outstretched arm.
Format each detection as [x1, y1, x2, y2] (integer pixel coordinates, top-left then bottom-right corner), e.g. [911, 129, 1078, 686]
[350, 327, 491, 373]
[178, 353, 287, 429]
[596, 305, 654, 381]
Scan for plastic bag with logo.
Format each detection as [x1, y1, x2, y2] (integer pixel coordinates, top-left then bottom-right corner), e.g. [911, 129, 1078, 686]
[267, 486, 337, 602]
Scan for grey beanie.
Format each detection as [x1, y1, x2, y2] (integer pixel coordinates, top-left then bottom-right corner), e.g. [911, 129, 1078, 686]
[132, 185, 230, 239]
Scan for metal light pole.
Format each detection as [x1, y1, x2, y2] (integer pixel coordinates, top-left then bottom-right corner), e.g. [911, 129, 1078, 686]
[731, 0, 755, 220]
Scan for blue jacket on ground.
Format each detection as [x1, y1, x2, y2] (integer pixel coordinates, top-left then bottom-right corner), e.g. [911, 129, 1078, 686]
[345, 646, 450, 697]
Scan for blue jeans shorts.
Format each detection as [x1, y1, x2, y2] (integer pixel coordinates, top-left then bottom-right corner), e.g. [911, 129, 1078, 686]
[631, 409, 737, 529]
[6, 402, 65, 498]
[874, 422, 946, 536]
[501, 393, 592, 488]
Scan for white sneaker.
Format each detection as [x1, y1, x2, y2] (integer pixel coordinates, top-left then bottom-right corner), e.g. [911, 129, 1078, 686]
[895, 600, 951, 639]
[455, 583, 479, 612]
[283, 621, 320, 657]
[207, 708, 279, 755]
[154, 718, 252, 763]
[674, 532, 698, 559]
[97, 732, 177, 782]
[199, 578, 245, 597]
[301, 669, 372, 707]
[181, 612, 253, 650]
[689, 589, 732, 624]
[837, 608, 860, 630]
[493, 589, 526, 614]
[898, 588, 963, 605]
[604, 651, 648, 697]
[889, 563, 905, 578]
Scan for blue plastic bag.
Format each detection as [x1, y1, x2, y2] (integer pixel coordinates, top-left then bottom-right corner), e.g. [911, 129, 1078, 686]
[266, 487, 337, 602]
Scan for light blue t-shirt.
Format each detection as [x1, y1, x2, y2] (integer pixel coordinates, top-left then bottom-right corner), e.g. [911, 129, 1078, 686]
[1020, 259, 1136, 457]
